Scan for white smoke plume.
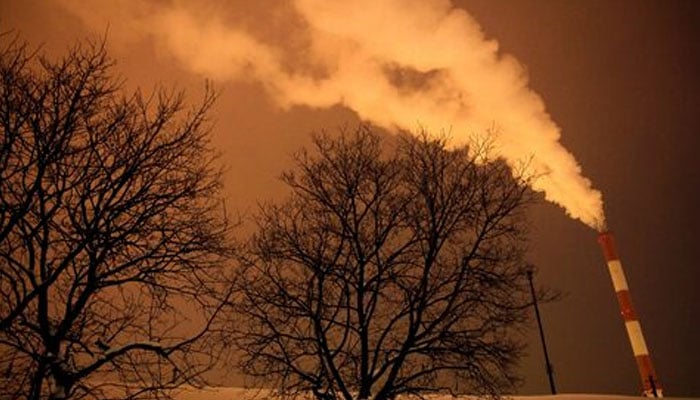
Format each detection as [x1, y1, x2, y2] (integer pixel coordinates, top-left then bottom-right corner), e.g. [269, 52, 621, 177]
[55, 0, 605, 229]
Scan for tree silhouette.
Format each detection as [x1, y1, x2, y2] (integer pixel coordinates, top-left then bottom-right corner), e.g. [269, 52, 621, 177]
[0, 35, 232, 399]
[230, 127, 534, 400]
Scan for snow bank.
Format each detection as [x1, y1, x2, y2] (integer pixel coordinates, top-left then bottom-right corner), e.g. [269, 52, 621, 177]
[173, 387, 697, 400]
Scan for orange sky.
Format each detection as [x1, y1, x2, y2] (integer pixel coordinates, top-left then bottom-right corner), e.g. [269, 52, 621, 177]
[1, 0, 699, 396]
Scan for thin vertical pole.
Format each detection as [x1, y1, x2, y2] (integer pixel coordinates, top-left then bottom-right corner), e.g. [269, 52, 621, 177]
[527, 268, 557, 395]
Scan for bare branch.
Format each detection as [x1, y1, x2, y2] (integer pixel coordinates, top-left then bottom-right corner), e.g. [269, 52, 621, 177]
[1, 35, 232, 400]
[229, 127, 537, 400]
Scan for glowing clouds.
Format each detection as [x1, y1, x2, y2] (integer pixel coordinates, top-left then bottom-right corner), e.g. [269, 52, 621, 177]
[56, 0, 605, 229]
[292, 0, 605, 228]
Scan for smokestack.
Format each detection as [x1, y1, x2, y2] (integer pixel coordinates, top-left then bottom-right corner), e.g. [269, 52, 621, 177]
[598, 231, 662, 397]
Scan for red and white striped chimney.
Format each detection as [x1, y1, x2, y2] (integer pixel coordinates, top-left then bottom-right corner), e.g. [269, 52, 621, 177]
[598, 231, 662, 397]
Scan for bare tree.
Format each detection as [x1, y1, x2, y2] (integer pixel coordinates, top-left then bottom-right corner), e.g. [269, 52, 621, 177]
[230, 127, 535, 399]
[0, 35, 232, 399]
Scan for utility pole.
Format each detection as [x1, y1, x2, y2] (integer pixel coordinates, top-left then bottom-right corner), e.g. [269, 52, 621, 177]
[527, 267, 557, 395]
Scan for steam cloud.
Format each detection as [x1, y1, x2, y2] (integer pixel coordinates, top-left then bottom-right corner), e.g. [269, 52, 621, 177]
[56, 0, 605, 229]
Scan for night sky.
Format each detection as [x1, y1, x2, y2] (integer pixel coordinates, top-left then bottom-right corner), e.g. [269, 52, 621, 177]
[2, 0, 699, 396]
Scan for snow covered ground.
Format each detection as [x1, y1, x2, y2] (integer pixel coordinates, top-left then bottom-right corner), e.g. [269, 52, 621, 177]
[173, 387, 697, 400]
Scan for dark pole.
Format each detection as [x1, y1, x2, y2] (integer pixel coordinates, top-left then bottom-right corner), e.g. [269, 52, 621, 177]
[527, 268, 557, 395]
[649, 375, 659, 398]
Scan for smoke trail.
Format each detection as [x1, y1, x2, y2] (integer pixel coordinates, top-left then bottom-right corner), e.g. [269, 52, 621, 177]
[56, 0, 605, 229]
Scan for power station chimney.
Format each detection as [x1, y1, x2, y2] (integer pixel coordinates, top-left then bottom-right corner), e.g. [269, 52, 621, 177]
[598, 231, 662, 397]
